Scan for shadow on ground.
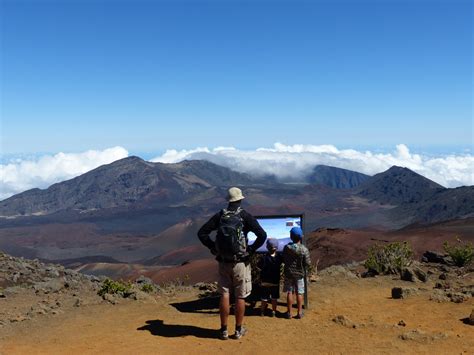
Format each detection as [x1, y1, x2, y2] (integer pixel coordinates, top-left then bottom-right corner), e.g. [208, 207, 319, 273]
[170, 296, 220, 314]
[170, 296, 291, 318]
[137, 319, 217, 339]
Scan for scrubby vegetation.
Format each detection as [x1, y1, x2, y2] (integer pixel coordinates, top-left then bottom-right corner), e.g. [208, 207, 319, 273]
[98, 279, 132, 297]
[364, 242, 413, 274]
[443, 238, 474, 267]
[140, 284, 155, 293]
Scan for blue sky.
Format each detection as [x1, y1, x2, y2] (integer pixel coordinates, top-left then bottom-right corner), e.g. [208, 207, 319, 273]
[1, 0, 472, 156]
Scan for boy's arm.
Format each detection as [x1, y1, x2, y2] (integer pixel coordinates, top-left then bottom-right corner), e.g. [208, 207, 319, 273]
[303, 246, 312, 269]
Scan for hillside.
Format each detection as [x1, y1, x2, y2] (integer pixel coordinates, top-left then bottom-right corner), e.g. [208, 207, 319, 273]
[307, 165, 370, 188]
[357, 166, 445, 205]
[0, 159, 472, 270]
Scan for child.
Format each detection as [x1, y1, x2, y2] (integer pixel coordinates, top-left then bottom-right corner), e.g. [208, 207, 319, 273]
[258, 238, 283, 317]
[283, 226, 311, 319]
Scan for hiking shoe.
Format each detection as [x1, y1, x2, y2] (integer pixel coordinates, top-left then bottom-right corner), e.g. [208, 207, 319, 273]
[270, 310, 276, 317]
[285, 312, 292, 319]
[219, 329, 229, 340]
[232, 327, 247, 340]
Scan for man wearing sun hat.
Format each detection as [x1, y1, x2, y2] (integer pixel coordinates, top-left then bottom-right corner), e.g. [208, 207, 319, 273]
[198, 187, 267, 340]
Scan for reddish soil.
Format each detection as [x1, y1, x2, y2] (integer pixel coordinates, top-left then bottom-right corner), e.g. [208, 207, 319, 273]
[1, 273, 472, 354]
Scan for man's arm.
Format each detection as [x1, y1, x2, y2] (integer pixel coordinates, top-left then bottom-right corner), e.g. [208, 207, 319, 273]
[242, 211, 267, 253]
[197, 213, 220, 251]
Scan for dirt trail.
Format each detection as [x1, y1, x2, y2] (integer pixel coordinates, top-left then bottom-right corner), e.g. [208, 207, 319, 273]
[1, 276, 473, 354]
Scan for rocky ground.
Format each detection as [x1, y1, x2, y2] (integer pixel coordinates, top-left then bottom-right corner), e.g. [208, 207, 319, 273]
[0, 251, 473, 354]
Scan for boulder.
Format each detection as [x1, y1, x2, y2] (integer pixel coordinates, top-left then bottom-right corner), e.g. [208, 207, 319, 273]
[447, 292, 470, 304]
[421, 251, 449, 264]
[136, 275, 154, 285]
[400, 267, 428, 283]
[392, 287, 418, 299]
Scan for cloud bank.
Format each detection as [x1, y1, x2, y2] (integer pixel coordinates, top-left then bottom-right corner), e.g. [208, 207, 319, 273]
[0, 147, 129, 200]
[1, 144, 472, 201]
[152, 143, 474, 188]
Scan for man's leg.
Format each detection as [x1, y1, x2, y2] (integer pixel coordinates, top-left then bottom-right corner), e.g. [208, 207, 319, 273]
[271, 298, 278, 313]
[220, 293, 230, 327]
[260, 299, 268, 316]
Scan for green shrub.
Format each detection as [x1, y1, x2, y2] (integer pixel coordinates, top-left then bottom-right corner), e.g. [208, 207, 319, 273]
[443, 238, 474, 267]
[364, 242, 413, 274]
[140, 283, 155, 293]
[98, 278, 132, 297]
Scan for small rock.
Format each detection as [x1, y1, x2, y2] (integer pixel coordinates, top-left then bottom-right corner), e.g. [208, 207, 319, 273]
[439, 273, 448, 280]
[392, 287, 418, 299]
[0, 291, 5, 298]
[400, 329, 448, 342]
[398, 320, 406, 327]
[74, 298, 82, 307]
[468, 310, 474, 325]
[332, 315, 358, 328]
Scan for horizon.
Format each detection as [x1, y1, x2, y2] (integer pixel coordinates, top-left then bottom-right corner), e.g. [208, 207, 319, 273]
[1, 142, 473, 201]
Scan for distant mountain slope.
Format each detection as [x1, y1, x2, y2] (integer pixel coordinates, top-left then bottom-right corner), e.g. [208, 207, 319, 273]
[357, 166, 445, 205]
[307, 165, 370, 188]
[0, 157, 257, 217]
[392, 185, 474, 224]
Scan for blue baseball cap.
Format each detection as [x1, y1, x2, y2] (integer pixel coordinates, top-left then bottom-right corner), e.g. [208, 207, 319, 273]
[290, 226, 303, 240]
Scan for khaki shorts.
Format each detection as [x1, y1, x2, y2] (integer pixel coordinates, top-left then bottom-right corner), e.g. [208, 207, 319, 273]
[218, 261, 252, 299]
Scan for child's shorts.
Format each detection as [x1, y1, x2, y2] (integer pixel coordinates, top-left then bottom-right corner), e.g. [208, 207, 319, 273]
[260, 284, 280, 301]
[283, 277, 305, 295]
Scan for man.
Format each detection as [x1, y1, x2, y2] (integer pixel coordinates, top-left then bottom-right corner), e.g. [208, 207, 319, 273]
[198, 187, 267, 340]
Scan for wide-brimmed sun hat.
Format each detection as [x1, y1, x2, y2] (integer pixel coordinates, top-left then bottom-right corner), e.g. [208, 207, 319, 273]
[227, 187, 245, 202]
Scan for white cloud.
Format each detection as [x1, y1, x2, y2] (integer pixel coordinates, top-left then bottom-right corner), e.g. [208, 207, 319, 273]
[151, 143, 474, 188]
[0, 147, 129, 200]
[1, 144, 472, 201]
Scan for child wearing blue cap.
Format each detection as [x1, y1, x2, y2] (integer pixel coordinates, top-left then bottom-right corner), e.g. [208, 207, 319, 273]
[258, 238, 283, 317]
[283, 226, 311, 319]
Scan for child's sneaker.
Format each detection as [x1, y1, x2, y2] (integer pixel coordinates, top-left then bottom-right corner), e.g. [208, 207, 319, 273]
[219, 329, 229, 340]
[285, 312, 292, 319]
[270, 310, 276, 317]
[295, 312, 304, 319]
[232, 327, 247, 339]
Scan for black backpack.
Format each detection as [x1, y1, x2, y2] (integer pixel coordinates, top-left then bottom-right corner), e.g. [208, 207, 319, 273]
[216, 207, 247, 262]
